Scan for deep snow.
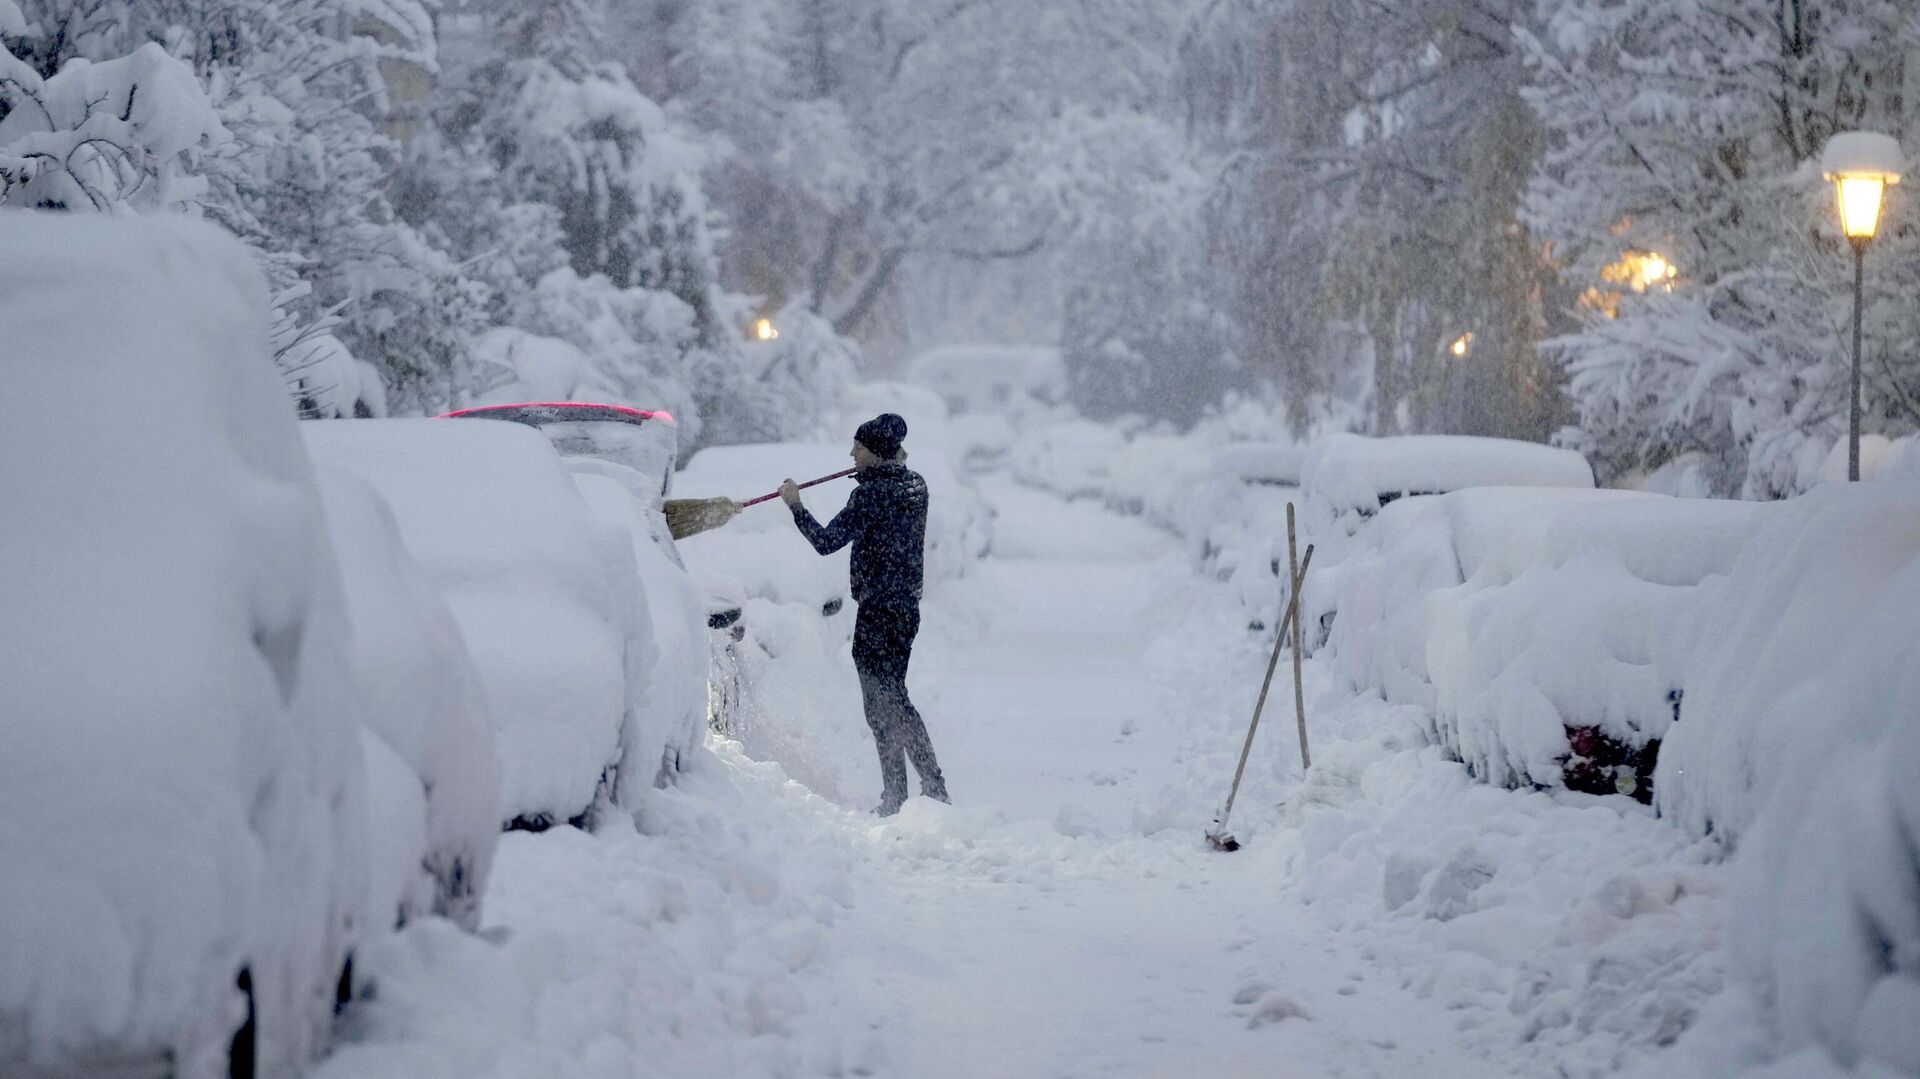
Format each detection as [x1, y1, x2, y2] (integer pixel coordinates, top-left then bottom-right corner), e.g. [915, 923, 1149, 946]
[319, 475, 1763, 1078]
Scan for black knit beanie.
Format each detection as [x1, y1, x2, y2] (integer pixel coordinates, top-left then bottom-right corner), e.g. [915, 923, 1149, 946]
[855, 412, 908, 460]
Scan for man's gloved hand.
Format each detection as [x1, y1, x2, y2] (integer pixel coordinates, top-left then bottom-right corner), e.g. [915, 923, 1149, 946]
[778, 479, 801, 507]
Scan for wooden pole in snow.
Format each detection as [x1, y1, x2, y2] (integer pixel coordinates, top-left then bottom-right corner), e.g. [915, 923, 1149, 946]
[1287, 502, 1311, 770]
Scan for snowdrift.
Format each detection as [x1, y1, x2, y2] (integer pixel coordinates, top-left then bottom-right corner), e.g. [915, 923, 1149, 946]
[1314, 471, 1920, 1072]
[0, 213, 365, 1075]
[1652, 483, 1920, 1075]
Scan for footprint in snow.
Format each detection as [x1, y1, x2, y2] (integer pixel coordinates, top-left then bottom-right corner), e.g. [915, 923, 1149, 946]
[1246, 992, 1311, 1029]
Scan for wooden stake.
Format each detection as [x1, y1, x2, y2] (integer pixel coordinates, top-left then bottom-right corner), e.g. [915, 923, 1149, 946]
[1212, 543, 1314, 838]
[1287, 502, 1311, 770]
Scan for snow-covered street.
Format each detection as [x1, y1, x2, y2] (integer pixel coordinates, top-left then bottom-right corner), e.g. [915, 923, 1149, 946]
[317, 477, 1733, 1078]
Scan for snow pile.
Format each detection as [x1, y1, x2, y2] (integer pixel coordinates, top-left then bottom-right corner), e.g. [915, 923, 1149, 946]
[303, 419, 636, 827]
[0, 213, 364, 1074]
[316, 745, 881, 1078]
[1302, 432, 1595, 542]
[1317, 488, 1760, 795]
[1816, 433, 1920, 485]
[311, 468, 502, 932]
[1140, 558, 1728, 1078]
[1650, 481, 1920, 1075]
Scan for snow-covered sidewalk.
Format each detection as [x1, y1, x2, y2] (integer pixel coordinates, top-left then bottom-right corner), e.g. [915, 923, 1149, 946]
[323, 479, 1729, 1078]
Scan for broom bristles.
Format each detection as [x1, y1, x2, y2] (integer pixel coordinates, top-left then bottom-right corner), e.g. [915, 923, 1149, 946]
[663, 496, 742, 540]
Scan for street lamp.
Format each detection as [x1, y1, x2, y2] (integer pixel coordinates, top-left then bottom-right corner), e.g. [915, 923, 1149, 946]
[752, 317, 779, 342]
[1821, 131, 1903, 481]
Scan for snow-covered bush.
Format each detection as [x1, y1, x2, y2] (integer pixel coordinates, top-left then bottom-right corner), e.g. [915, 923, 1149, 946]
[310, 467, 501, 932]
[1522, 0, 1920, 498]
[303, 419, 640, 830]
[1652, 481, 1920, 1074]
[0, 40, 224, 210]
[0, 212, 365, 1076]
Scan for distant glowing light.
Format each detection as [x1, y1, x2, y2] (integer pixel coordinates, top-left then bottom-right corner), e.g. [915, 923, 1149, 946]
[1449, 333, 1473, 358]
[753, 318, 779, 341]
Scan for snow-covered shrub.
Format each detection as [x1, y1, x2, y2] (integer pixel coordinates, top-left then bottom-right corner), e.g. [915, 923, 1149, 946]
[1652, 481, 1920, 1074]
[0, 40, 224, 210]
[310, 467, 502, 931]
[1522, 0, 1920, 498]
[0, 212, 365, 1076]
[303, 419, 639, 829]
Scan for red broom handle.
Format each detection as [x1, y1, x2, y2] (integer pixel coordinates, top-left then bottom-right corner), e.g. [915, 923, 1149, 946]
[741, 468, 857, 508]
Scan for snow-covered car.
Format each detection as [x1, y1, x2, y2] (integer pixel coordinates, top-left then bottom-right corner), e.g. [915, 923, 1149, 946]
[1, 214, 368, 1077]
[1301, 432, 1596, 544]
[1313, 486, 1764, 800]
[1188, 442, 1308, 631]
[906, 343, 1067, 416]
[440, 402, 712, 781]
[309, 467, 502, 931]
[304, 418, 643, 831]
[1009, 417, 1129, 501]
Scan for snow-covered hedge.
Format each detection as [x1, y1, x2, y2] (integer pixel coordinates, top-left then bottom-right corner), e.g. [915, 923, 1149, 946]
[0, 213, 365, 1075]
[1652, 482, 1920, 1074]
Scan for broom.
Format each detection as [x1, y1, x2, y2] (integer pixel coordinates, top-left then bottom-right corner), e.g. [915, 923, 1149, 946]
[663, 468, 857, 540]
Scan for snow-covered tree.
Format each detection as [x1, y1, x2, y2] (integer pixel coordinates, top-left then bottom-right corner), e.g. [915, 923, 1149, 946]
[1191, 0, 1566, 440]
[1522, 0, 1920, 496]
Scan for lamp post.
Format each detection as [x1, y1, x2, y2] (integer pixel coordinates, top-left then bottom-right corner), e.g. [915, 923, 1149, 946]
[1821, 132, 1903, 481]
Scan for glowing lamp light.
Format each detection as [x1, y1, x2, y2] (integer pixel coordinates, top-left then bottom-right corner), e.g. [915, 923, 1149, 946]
[753, 318, 779, 342]
[1821, 132, 1903, 242]
[1635, 253, 1675, 291]
[1449, 333, 1473, 358]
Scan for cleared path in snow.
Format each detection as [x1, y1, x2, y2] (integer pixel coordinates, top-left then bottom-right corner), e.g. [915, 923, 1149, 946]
[829, 478, 1491, 1078]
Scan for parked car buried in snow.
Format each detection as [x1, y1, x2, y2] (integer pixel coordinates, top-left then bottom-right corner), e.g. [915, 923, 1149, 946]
[1, 214, 371, 1078]
[304, 418, 648, 831]
[439, 402, 714, 782]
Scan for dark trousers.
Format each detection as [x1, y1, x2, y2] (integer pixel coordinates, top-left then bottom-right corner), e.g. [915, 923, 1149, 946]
[852, 602, 946, 805]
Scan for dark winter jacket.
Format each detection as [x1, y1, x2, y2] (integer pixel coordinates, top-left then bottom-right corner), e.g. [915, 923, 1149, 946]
[791, 462, 928, 608]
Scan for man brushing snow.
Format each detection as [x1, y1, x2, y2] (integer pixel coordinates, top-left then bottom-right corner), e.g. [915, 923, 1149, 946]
[780, 413, 949, 816]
